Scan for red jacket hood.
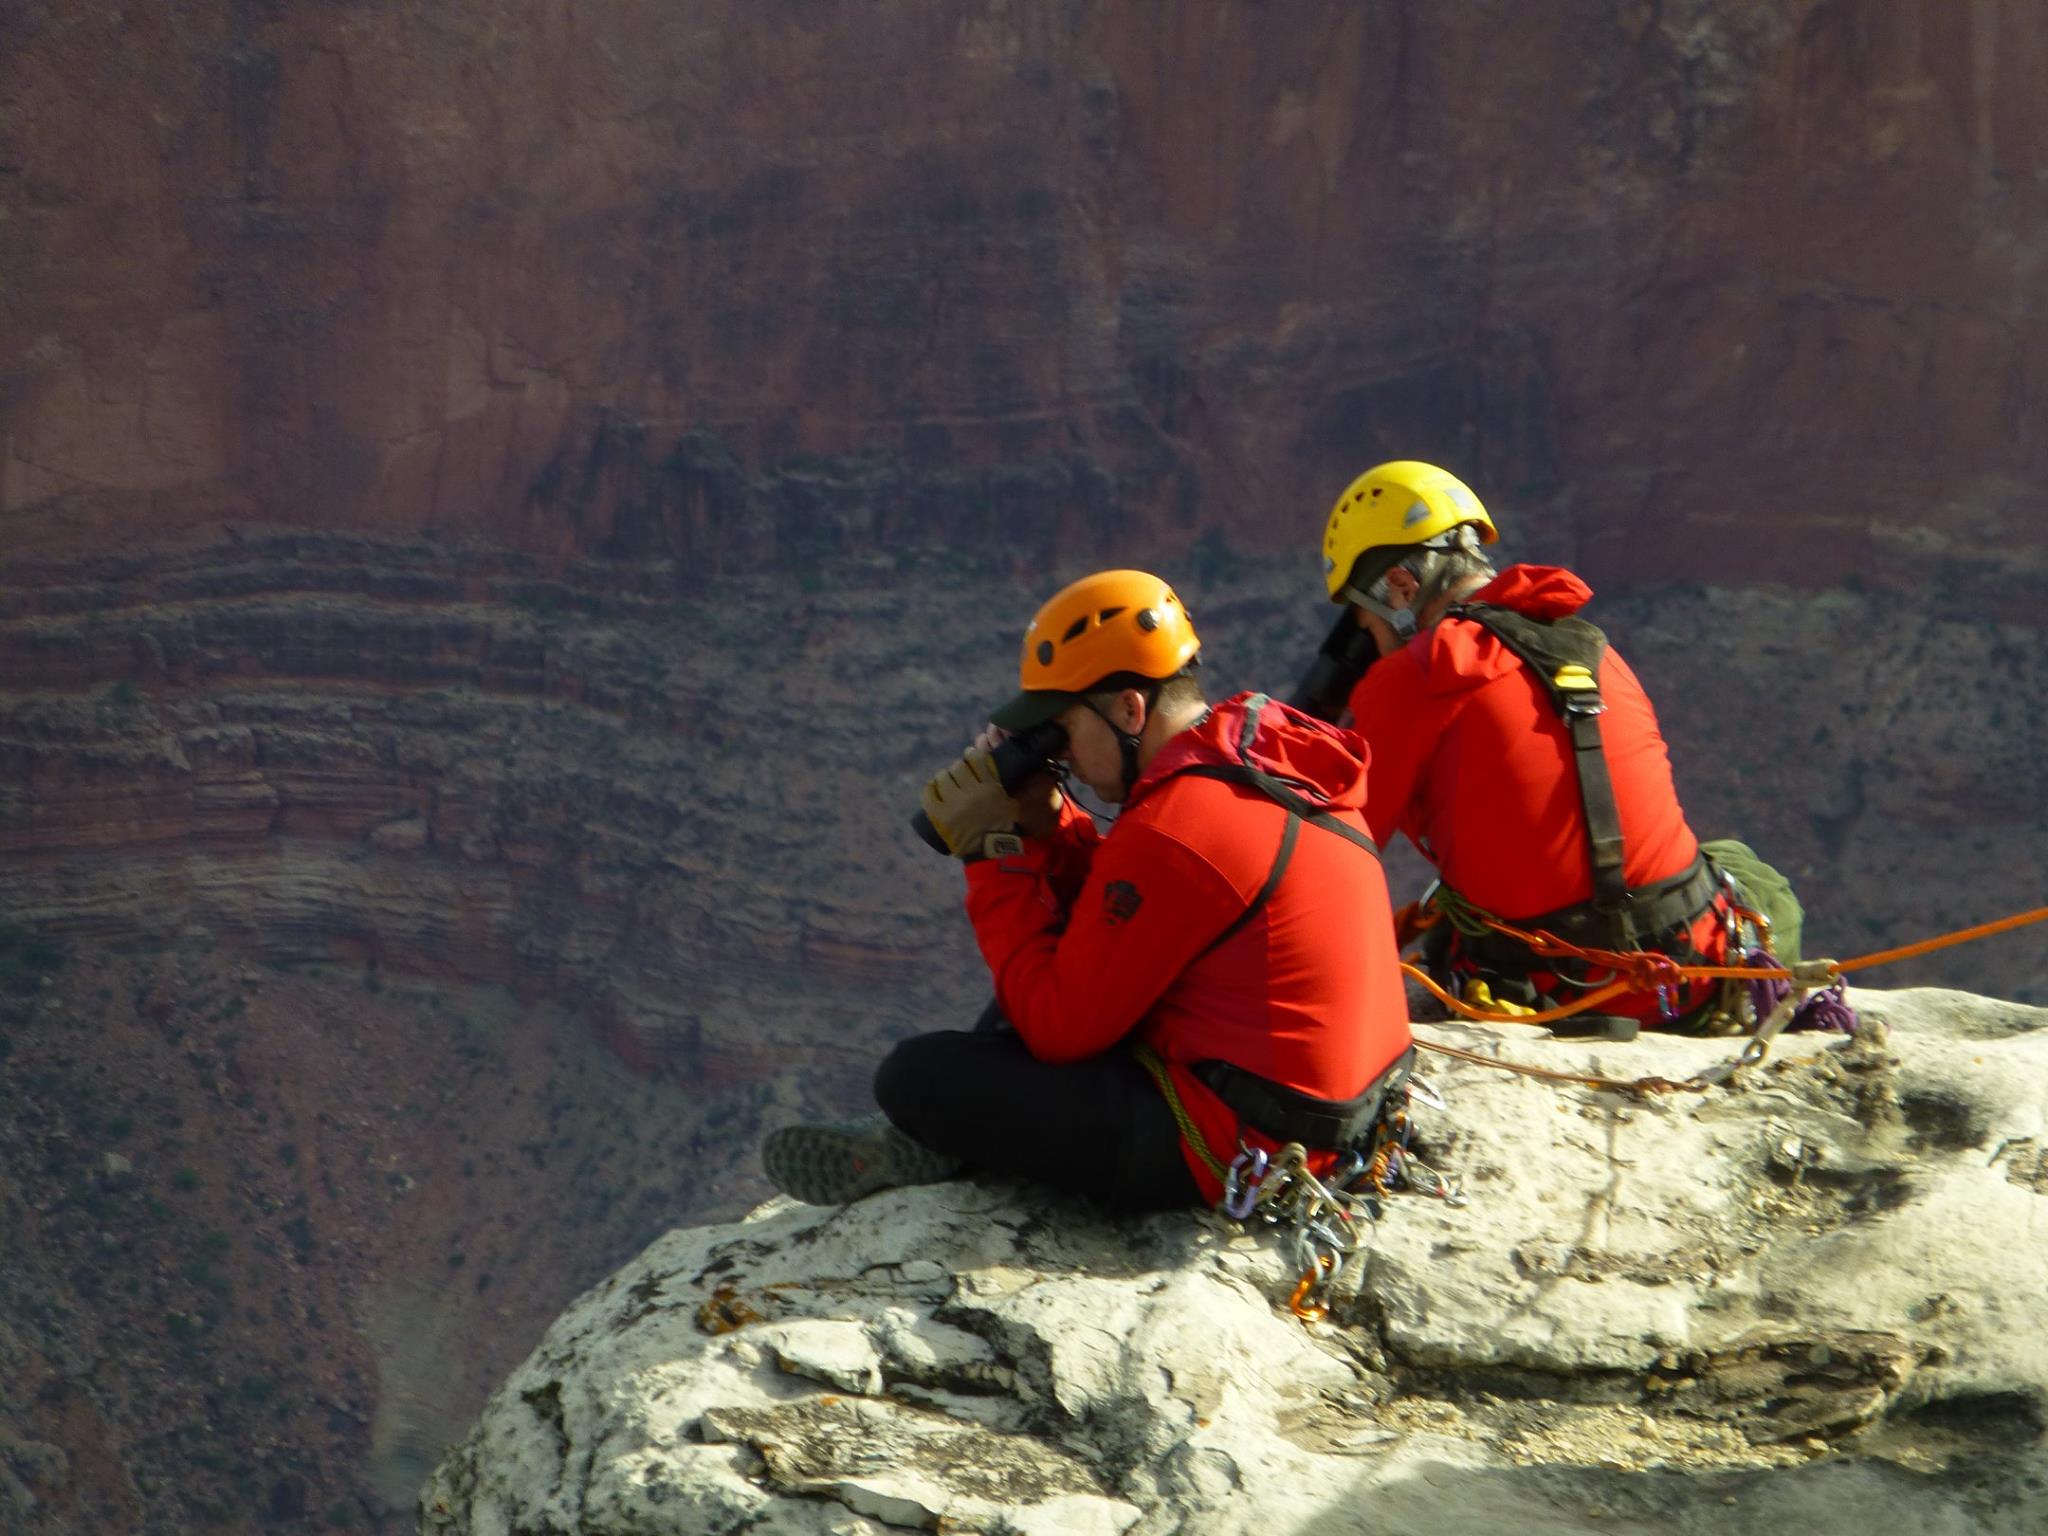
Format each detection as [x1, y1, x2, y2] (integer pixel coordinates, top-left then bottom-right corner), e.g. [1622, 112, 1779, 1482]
[1131, 692, 1370, 812]
[1466, 563, 1592, 619]
[1410, 563, 1594, 689]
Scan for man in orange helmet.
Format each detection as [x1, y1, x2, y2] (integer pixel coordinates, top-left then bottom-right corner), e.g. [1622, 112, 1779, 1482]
[1301, 460, 1801, 1036]
[763, 569, 1415, 1208]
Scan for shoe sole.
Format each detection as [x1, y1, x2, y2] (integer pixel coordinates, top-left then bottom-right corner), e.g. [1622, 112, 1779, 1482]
[762, 1121, 960, 1206]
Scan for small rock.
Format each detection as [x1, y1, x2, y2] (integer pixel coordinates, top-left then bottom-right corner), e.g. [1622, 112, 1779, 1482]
[370, 815, 429, 852]
[757, 1319, 883, 1394]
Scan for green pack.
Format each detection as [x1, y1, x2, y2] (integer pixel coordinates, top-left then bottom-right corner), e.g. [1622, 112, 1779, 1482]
[1701, 838, 1804, 963]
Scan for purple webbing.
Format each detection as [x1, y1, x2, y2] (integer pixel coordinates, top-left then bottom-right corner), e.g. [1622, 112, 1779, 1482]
[1741, 946, 1858, 1034]
[1742, 948, 1793, 1024]
[1793, 982, 1858, 1034]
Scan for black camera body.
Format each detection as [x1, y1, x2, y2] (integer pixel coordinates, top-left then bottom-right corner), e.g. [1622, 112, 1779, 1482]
[1288, 611, 1378, 724]
[909, 719, 1071, 854]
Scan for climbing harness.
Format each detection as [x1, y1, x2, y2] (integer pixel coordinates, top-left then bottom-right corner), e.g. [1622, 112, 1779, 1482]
[1217, 1091, 1465, 1324]
[1124, 692, 1456, 1322]
[1135, 1039, 1463, 1325]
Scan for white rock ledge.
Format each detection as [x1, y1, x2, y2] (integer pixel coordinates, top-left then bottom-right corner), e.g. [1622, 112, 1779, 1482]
[421, 987, 2048, 1536]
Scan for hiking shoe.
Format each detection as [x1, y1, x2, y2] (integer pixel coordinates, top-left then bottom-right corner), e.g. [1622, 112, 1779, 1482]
[761, 1113, 963, 1205]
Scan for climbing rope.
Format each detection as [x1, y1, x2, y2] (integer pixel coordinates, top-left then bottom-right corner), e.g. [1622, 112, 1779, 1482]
[1131, 1041, 1231, 1187]
[1407, 1036, 1711, 1098]
[1414, 901, 2047, 1027]
[1137, 904, 2048, 1323]
[1406, 902, 2048, 1092]
[1834, 906, 2048, 972]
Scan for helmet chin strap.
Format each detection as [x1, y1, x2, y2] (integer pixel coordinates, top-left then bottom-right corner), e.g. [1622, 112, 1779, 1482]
[1341, 582, 1417, 641]
[1342, 527, 1487, 641]
[1086, 682, 1163, 799]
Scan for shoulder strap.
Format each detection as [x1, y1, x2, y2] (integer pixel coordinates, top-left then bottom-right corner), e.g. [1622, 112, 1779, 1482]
[1445, 604, 1630, 917]
[1191, 811, 1299, 960]
[1171, 762, 1380, 857]
[1161, 695, 1379, 959]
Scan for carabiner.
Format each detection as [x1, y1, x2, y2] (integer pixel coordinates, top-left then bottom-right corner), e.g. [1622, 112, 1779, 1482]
[1288, 1255, 1337, 1323]
[1222, 1147, 1269, 1221]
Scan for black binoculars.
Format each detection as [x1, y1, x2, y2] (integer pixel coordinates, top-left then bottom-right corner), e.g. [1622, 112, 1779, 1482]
[909, 719, 1071, 854]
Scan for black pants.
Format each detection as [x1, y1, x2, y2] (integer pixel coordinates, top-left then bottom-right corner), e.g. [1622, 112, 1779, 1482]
[873, 1028, 1203, 1212]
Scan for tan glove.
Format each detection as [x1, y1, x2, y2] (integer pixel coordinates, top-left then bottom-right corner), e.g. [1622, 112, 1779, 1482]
[918, 748, 1023, 860]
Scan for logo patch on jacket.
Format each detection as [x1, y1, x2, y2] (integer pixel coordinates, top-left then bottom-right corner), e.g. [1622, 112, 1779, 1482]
[1102, 880, 1143, 926]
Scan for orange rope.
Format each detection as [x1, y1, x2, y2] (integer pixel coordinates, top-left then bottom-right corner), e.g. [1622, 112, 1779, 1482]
[1408, 903, 2047, 1030]
[1412, 1035, 1710, 1095]
[1401, 962, 1637, 1025]
[1836, 906, 2048, 973]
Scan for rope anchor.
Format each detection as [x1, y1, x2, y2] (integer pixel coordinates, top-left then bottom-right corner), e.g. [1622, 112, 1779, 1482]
[1404, 898, 2048, 1094]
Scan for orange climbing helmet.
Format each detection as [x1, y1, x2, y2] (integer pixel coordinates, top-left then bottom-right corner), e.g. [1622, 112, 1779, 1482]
[989, 569, 1201, 731]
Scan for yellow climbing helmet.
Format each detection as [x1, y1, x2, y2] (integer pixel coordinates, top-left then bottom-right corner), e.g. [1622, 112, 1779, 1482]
[1320, 460, 1498, 602]
[990, 569, 1201, 731]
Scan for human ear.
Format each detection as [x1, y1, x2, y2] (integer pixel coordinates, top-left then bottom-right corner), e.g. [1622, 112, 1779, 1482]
[1120, 688, 1147, 734]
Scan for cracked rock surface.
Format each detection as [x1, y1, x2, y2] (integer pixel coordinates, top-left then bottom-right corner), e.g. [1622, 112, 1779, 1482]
[421, 987, 2048, 1535]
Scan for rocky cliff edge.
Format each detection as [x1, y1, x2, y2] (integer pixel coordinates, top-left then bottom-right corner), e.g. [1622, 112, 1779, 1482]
[419, 987, 2048, 1536]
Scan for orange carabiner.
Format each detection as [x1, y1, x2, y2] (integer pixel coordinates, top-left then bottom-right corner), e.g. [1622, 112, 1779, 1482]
[1289, 1255, 1336, 1323]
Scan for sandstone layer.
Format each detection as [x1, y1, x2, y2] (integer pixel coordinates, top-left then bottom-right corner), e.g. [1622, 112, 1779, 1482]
[420, 988, 2048, 1536]
[3, 541, 2040, 1019]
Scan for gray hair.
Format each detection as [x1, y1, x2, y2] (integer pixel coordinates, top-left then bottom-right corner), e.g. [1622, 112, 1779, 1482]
[1341, 523, 1497, 615]
[1405, 528, 1498, 613]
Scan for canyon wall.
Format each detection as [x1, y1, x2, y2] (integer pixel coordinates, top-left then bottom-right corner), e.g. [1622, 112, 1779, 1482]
[4, 1, 2044, 604]
[3, 3, 2046, 1533]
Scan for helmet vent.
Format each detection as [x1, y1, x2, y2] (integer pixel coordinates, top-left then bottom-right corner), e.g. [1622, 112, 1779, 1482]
[1036, 640, 1055, 665]
[1097, 606, 1126, 622]
[1061, 616, 1090, 643]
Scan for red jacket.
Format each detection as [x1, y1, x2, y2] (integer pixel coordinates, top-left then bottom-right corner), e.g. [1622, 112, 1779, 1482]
[963, 693, 1412, 1201]
[1347, 565, 1725, 1011]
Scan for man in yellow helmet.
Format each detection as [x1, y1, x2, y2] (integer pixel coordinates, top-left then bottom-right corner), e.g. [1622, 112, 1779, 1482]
[763, 570, 1414, 1207]
[1304, 461, 1799, 1034]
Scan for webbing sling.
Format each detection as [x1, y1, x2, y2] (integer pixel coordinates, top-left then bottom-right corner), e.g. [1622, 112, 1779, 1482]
[1443, 604, 1632, 923]
[1150, 695, 1393, 1148]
